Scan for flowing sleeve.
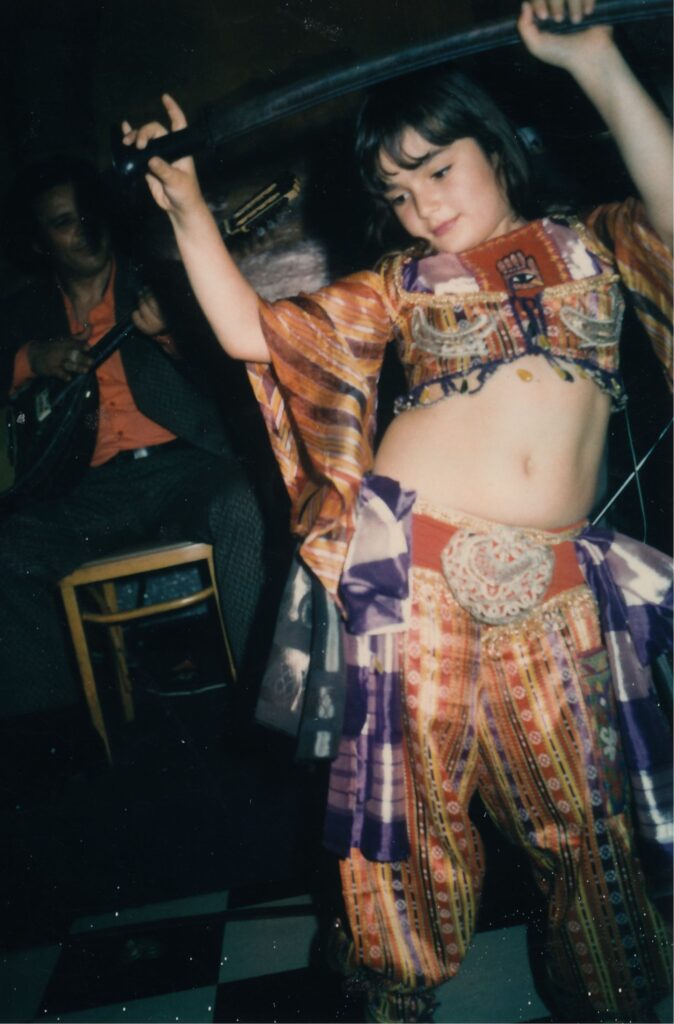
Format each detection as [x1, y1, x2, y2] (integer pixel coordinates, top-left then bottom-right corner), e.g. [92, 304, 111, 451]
[246, 267, 398, 595]
[584, 198, 672, 390]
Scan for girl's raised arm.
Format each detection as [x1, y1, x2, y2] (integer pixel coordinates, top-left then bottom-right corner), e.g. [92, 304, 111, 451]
[518, 0, 673, 248]
[123, 94, 271, 362]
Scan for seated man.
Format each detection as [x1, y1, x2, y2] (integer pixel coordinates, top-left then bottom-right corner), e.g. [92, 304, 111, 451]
[0, 155, 284, 733]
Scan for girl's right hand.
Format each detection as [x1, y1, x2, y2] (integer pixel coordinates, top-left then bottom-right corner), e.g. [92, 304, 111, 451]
[121, 94, 205, 221]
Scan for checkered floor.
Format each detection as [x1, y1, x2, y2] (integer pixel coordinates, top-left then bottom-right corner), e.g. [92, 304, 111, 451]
[4, 881, 563, 1023]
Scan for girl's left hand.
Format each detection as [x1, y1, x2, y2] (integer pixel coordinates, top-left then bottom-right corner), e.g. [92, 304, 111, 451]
[518, 0, 614, 70]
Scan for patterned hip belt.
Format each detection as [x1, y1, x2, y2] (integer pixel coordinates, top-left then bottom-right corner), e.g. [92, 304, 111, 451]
[412, 500, 587, 625]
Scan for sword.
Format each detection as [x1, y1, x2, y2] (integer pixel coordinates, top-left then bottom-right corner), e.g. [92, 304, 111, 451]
[112, 0, 671, 180]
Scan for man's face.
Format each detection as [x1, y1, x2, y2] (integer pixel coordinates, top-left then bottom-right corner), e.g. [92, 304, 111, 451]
[33, 181, 111, 279]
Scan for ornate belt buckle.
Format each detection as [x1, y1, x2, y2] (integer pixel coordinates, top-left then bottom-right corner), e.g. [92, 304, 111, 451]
[441, 527, 554, 625]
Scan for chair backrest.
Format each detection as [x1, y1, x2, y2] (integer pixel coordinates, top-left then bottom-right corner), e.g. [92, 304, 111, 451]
[60, 541, 215, 587]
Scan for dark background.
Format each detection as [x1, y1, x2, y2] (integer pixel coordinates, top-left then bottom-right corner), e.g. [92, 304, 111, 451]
[0, 0, 670, 974]
[0, 0, 670, 761]
[0, 0, 670, 760]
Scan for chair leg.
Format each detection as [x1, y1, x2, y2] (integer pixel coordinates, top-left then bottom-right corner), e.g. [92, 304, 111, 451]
[60, 583, 112, 764]
[100, 581, 135, 722]
[205, 550, 237, 682]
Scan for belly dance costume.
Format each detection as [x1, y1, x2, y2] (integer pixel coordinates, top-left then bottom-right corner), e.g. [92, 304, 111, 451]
[247, 200, 672, 1021]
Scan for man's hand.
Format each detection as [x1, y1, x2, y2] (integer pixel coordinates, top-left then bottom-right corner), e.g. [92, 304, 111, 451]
[132, 287, 168, 336]
[27, 330, 93, 381]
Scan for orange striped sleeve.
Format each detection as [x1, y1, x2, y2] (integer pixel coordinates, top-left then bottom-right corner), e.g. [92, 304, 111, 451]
[584, 198, 672, 390]
[246, 267, 396, 596]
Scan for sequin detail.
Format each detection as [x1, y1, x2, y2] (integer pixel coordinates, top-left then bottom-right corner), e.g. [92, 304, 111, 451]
[483, 585, 597, 658]
[409, 306, 494, 359]
[560, 283, 625, 349]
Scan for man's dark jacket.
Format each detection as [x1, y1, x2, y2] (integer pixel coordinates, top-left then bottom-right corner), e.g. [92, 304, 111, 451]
[0, 259, 232, 459]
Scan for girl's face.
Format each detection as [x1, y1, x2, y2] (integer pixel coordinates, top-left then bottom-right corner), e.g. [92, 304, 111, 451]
[378, 128, 523, 254]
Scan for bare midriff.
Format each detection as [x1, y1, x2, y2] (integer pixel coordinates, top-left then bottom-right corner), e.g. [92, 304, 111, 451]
[372, 355, 611, 528]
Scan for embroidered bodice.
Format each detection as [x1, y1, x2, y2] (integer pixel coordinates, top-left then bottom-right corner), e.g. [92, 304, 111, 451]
[247, 199, 672, 596]
[383, 216, 626, 412]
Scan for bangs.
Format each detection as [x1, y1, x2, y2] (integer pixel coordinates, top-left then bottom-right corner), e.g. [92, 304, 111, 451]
[374, 117, 457, 190]
[354, 65, 535, 245]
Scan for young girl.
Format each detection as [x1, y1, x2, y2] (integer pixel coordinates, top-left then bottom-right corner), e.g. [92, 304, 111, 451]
[124, 2, 672, 1020]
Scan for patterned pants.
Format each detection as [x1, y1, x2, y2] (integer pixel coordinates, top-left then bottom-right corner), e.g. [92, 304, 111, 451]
[339, 506, 671, 1022]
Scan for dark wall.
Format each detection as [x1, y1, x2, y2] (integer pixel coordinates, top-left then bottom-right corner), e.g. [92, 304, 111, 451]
[0, 0, 475, 176]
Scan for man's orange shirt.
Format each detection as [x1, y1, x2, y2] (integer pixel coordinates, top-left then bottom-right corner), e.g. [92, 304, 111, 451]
[12, 264, 176, 467]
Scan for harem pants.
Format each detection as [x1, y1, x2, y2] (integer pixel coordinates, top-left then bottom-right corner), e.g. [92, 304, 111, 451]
[338, 505, 671, 1022]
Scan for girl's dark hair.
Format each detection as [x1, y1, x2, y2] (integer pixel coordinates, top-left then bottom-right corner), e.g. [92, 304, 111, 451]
[355, 66, 534, 248]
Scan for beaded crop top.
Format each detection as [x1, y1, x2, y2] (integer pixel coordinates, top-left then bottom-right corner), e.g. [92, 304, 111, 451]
[248, 199, 671, 597]
[383, 215, 627, 412]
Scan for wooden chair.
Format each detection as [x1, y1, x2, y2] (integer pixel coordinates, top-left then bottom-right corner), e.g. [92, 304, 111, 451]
[59, 541, 236, 764]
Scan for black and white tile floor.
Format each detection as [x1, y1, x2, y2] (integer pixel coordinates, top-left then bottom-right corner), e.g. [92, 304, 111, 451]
[8, 877, 672, 1022]
[5, 884, 572, 1023]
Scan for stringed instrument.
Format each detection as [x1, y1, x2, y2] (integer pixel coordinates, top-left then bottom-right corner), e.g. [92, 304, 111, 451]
[0, 174, 300, 507]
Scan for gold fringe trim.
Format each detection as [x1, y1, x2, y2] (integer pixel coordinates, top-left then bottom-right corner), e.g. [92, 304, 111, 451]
[482, 585, 597, 658]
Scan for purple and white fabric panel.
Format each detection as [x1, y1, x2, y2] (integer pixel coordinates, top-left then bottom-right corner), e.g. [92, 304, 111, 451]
[338, 474, 416, 636]
[576, 528, 673, 883]
[324, 475, 415, 860]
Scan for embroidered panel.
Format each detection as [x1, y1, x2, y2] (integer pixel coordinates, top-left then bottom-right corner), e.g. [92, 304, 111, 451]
[440, 526, 555, 625]
[389, 216, 626, 410]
